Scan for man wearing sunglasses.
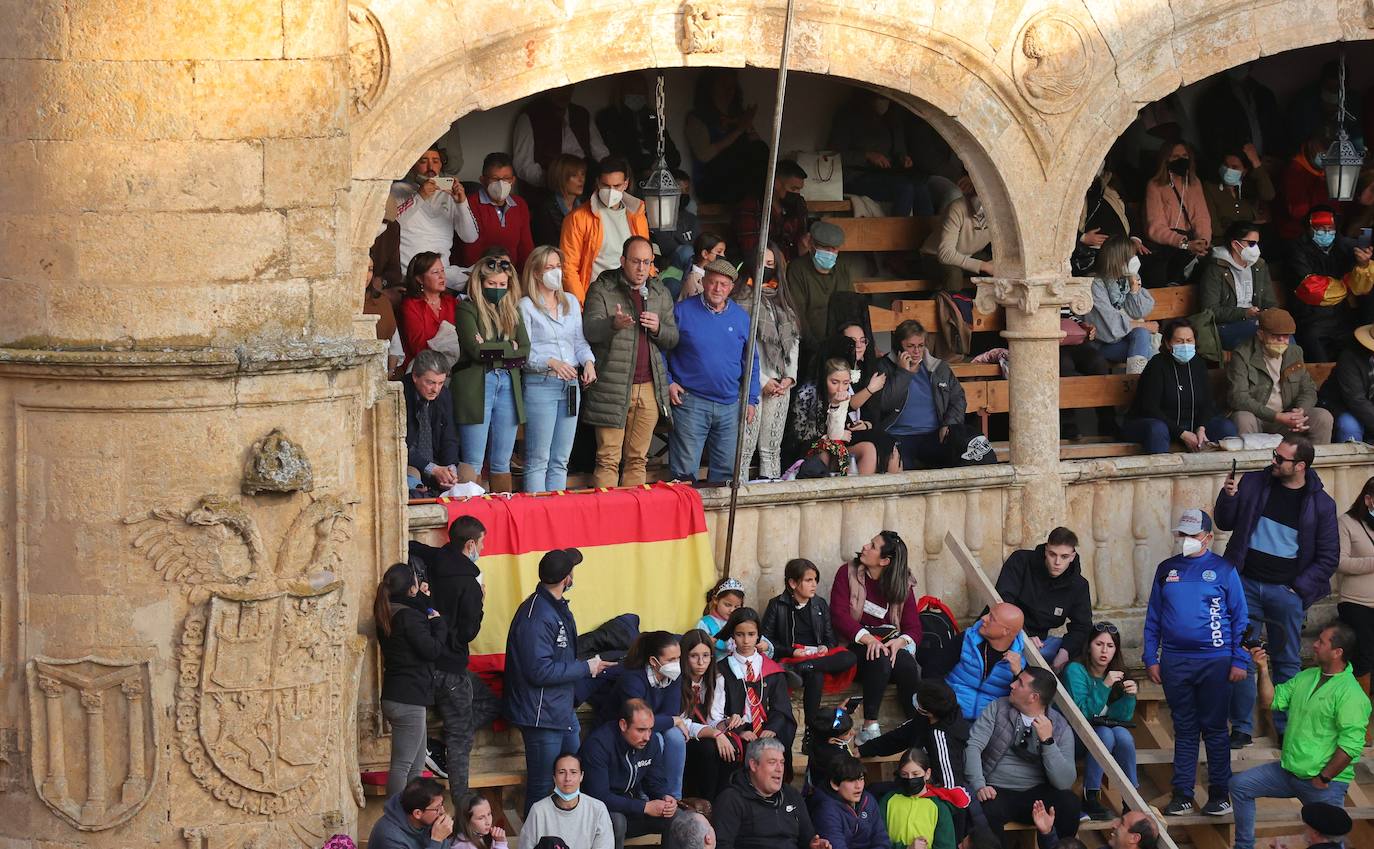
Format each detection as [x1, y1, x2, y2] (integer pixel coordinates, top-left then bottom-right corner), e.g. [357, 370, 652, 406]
[1216, 434, 1338, 748]
[368, 776, 455, 849]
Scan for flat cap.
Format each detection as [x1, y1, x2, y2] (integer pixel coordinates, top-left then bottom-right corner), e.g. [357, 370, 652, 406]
[703, 258, 739, 281]
[1257, 308, 1296, 336]
[810, 220, 845, 249]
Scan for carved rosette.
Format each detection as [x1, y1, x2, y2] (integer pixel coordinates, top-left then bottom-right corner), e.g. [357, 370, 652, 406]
[681, 1, 724, 54]
[974, 277, 1092, 318]
[1012, 9, 1091, 115]
[347, 3, 390, 116]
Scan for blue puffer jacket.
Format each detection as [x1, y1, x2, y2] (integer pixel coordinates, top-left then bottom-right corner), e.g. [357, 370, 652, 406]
[578, 720, 669, 817]
[945, 620, 1026, 722]
[1213, 467, 1339, 608]
[811, 788, 889, 849]
[504, 584, 588, 731]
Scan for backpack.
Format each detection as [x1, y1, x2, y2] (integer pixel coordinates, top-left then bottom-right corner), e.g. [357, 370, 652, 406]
[915, 595, 962, 678]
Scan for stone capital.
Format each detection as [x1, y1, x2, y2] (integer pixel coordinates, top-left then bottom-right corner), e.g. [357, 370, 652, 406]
[974, 277, 1092, 318]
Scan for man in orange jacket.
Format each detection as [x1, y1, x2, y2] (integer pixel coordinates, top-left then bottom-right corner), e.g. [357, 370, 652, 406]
[560, 155, 650, 303]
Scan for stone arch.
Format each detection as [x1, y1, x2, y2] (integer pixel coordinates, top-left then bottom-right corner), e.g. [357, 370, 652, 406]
[1044, 1, 1374, 263]
[348, 0, 1058, 278]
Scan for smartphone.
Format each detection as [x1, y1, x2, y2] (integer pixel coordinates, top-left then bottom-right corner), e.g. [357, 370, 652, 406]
[1230, 458, 1237, 480]
[565, 381, 579, 417]
[431, 176, 455, 192]
[1360, 228, 1373, 249]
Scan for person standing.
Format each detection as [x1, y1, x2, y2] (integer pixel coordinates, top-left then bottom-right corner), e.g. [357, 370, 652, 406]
[735, 245, 799, 480]
[1337, 476, 1374, 728]
[1216, 434, 1339, 746]
[505, 549, 616, 813]
[789, 221, 853, 349]
[373, 563, 447, 797]
[458, 152, 534, 273]
[561, 156, 650, 303]
[1142, 509, 1248, 817]
[1231, 622, 1370, 849]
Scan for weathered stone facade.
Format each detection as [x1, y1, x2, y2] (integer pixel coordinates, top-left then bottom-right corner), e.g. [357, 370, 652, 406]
[0, 0, 1371, 846]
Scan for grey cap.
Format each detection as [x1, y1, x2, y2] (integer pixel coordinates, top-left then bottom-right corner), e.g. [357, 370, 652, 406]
[1172, 508, 1213, 535]
[810, 220, 845, 249]
[702, 258, 739, 282]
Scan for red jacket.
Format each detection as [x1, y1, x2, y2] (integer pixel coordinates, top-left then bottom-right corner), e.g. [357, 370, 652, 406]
[458, 194, 534, 273]
[1278, 155, 1329, 241]
[398, 294, 458, 371]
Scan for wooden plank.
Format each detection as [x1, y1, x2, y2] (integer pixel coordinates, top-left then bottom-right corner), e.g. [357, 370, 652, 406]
[854, 278, 937, 294]
[826, 216, 938, 252]
[1060, 374, 1139, 408]
[1145, 285, 1198, 321]
[950, 363, 1003, 379]
[944, 531, 1180, 849]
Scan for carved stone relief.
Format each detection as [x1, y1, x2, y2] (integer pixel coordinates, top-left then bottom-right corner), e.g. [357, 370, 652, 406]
[24, 657, 159, 831]
[182, 811, 347, 849]
[126, 494, 356, 816]
[1012, 10, 1091, 115]
[681, 2, 724, 54]
[0, 728, 23, 793]
[348, 3, 390, 116]
[243, 428, 314, 495]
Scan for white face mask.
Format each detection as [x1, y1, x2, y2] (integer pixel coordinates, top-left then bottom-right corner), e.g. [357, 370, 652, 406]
[657, 660, 682, 682]
[1126, 255, 1141, 277]
[1239, 244, 1261, 265]
[1177, 536, 1204, 557]
[486, 180, 512, 202]
[542, 268, 563, 291]
[597, 187, 624, 208]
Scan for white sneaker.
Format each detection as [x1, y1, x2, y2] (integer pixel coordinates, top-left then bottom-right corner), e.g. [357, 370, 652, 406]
[855, 722, 881, 745]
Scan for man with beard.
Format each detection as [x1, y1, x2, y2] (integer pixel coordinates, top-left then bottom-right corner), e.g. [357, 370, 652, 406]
[390, 148, 479, 291]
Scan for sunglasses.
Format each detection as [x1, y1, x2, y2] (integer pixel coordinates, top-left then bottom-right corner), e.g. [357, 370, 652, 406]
[1238, 239, 1259, 247]
[1093, 622, 1119, 635]
[483, 258, 513, 272]
[1272, 450, 1297, 465]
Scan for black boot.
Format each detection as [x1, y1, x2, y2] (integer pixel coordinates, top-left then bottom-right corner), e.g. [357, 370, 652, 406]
[1081, 789, 1110, 821]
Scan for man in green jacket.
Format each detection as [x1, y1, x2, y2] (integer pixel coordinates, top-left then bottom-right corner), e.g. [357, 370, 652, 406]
[787, 220, 853, 347]
[1225, 308, 1332, 443]
[1229, 621, 1371, 849]
[582, 236, 679, 488]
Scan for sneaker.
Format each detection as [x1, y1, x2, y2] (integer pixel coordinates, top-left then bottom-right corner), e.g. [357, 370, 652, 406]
[800, 729, 814, 756]
[1229, 730, 1252, 749]
[855, 722, 881, 745]
[425, 738, 449, 779]
[1201, 796, 1231, 816]
[1081, 792, 1111, 821]
[1163, 792, 1195, 816]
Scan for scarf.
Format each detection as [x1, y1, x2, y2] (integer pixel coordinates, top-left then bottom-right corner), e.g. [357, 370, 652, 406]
[744, 292, 799, 377]
[846, 561, 908, 629]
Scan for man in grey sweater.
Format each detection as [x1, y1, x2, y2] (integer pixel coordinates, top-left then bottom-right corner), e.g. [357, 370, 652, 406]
[965, 668, 1081, 848]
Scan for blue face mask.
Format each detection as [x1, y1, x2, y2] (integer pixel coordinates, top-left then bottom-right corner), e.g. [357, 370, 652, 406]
[1171, 343, 1196, 363]
[1313, 230, 1336, 249]
[1313, 152, 1325, 169]
[1220, 166, 1243, 187]
[553, 788, 580, 802]
[813, 249, 838, 271]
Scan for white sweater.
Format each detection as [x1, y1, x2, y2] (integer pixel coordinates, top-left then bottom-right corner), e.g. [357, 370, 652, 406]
[390, 181, 479, 271]
[521, 795, 615, 849]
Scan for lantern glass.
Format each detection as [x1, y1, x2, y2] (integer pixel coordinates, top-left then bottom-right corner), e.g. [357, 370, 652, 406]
[639, 160, 680, 233]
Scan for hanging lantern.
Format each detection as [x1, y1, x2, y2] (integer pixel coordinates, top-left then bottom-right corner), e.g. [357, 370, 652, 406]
[1323, 53, 1364, 203]
[639, 74, 680, 233]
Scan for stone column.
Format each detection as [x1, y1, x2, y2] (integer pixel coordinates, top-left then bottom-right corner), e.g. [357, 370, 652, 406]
[0, 1, 405, 845]
[975, 277, 1091, 542]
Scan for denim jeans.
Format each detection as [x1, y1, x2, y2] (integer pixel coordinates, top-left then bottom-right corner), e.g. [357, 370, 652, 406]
[518, 724, 582, 815]
[843, 170, 935, 216]
[1091, 327, 1154, 363]
[381, 700, 429, 797]
[459, 368, 519, 473]
[1121, 414, 1238, 453]
[1336, 411, 1366, 443]
[1230, 761, 1348, 849]
[668, 391, 740, 483]
[1082, 724, 1138, 791]
[1218, 319, 1259, 350]
[655, 730, 686, 799]
[522, 373, 578, 491]
[1230, 577, 1305, 735]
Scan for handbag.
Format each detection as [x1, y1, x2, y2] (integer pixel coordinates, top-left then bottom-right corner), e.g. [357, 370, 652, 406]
[1059, 318, 1088, 346]
[791, 151, 844, 202]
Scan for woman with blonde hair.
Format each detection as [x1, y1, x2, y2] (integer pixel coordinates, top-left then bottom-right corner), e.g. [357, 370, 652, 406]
[454, 249, 531, 492]
[1142, 141, 1212, 286]
[519, 245, 597, 492]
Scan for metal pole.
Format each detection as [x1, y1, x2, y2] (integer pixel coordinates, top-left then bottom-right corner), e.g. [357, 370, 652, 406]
[722, 0, 798, 578]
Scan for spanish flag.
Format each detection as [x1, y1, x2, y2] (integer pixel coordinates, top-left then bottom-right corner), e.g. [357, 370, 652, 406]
[438, 483, 718, 655]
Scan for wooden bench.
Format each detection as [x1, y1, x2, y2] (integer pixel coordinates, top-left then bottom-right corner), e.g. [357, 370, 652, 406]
[824, 215, 939, 253]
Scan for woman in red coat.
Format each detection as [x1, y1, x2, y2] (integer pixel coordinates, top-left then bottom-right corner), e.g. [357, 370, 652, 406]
[397, 251, 457, 372]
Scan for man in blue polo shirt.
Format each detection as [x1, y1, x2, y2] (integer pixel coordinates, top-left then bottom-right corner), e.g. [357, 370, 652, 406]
[666, 258, 761, 483]
[1143, 508, 1249, 818]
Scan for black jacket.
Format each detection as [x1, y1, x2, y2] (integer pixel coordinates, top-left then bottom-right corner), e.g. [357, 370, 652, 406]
[409, 540, 483, 673]
[403, 380, 461, 473]
[720, 657, 797, 744]
[761, 593, 839, 659]
[1322, 346, 1374, 431]
[1290, 234, 1361, 287]
[378, 595, 448, 705]
[1129, 351, 1220, 438]
[714, 768, 817, 849]
[993, 545, 1093, 660]
[857, 711, 971, 789]
[864, 350, 967, 433]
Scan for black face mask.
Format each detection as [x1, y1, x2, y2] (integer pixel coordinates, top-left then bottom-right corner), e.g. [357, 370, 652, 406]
[762, 267, 777, 285]
[897, 776, 926, 796]
[1167, 158, 1191, 177]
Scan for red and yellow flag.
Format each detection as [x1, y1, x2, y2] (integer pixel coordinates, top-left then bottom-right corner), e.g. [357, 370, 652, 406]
[438, 483, 718, 655]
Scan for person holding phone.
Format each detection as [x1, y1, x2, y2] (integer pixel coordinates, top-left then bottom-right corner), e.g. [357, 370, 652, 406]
[390, 148, 479, 292]
[1063, 622, 1138, 820]
[373, 563, 447, 797]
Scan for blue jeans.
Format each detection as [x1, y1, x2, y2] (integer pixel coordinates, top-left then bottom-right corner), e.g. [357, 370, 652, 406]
[1336, 411, 1366, 443]
[843, 170, 935, 216]
[655, 730, 686, 799]
[1121, 414, 1238, 454]
[522, 373, 578, 492]
[1161, 654, 1233, 793]
[1083, 725, 1138, 791]
[668, 391, 740, 483]
[518, 724, 582, 815]
[1091, 327, 1154, 363]
[1218, 319, 1259, 350]
[459, 369, 519, 474]
[1230, 761, 1348, 849]
[1230, 577, 1305, 735]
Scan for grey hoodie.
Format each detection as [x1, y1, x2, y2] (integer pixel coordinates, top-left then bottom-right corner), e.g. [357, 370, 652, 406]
[1087, 275, 1155, 344]
[368, 793, 451, 849]
[1210, 245, 1254, 308]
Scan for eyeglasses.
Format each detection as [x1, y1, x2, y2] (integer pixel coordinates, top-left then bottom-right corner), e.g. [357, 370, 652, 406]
[482, 258, 513, 272]
[422, 802, 446, 814]
[625, 258, 654, 268]
[1272, 450, 1297, 465]
[1093, 622, 1119, 635]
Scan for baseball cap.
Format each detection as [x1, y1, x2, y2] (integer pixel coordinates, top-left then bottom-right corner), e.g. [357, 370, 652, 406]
[538, 548, 583, 584]
[1172, 508, 1213, 535]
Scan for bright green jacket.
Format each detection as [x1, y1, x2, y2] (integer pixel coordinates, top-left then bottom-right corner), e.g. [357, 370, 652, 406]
[1273, 663, 1372, 783]
[1063, 662, 1137, 722]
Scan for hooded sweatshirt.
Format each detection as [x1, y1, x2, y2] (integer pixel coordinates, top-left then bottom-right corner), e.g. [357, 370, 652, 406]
[992, 545, 1093, 659]
[714, 768, 818, 849]
[1212, 246, 1253, 308]
[409, 539, 483, 674]
[367, 793, 451, 849]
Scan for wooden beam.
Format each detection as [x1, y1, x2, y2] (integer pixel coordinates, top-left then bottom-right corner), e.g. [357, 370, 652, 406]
[945, 531, 1181, 849]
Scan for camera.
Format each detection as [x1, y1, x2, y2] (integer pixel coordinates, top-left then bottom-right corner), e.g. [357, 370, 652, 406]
[1240, 625, 1267, 653]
